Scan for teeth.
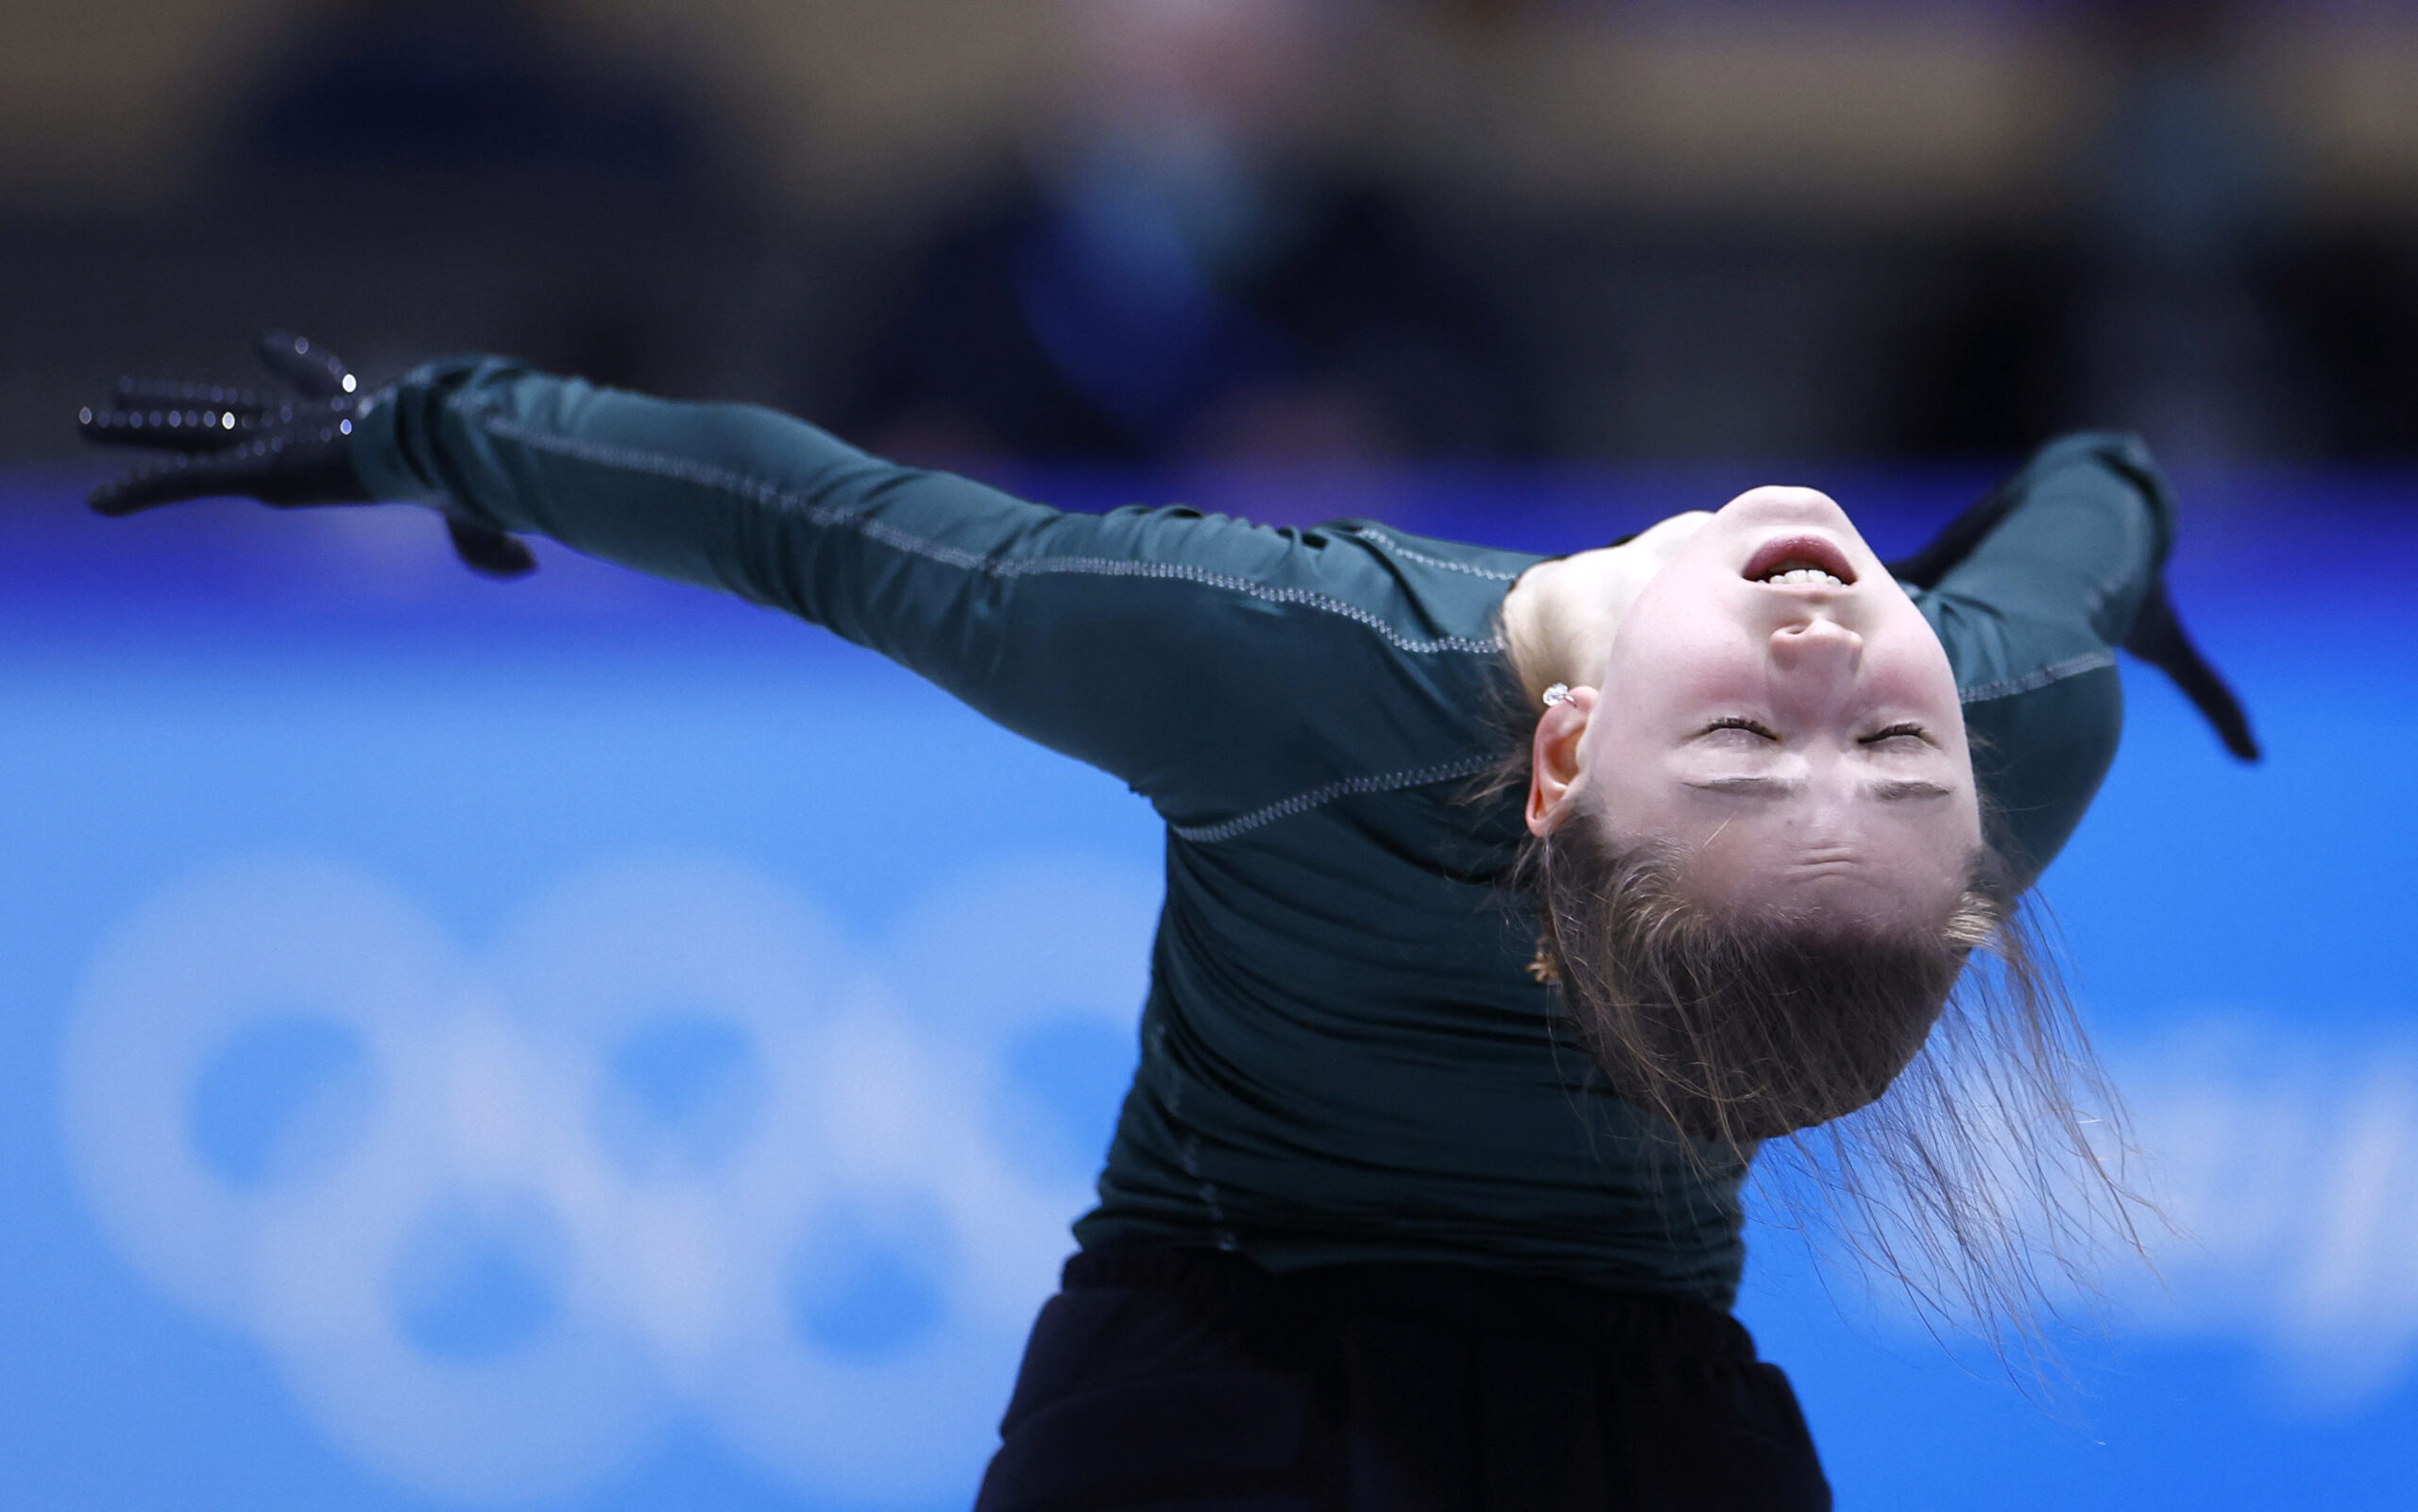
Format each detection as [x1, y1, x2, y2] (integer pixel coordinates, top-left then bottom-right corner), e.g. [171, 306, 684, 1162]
[1762, 567, 1845, 586]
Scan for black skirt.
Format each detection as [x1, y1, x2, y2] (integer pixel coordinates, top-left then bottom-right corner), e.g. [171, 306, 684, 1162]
[975, 1243, 1831, 1512]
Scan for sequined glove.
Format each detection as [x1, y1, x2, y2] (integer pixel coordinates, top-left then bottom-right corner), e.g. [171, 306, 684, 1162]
[78, 331, 536, 579]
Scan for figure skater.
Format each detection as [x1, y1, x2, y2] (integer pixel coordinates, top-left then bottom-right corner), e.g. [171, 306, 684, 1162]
[79, 333, 2256, 1511]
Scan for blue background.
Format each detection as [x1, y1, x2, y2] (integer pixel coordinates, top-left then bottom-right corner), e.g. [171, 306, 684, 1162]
[2, 466, 2411, 1509]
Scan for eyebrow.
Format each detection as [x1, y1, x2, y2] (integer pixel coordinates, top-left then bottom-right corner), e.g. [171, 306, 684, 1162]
[1683, 776, 1956, 802]
[1685, 775, 1799, 798]
[1868, 778, 1956, 802]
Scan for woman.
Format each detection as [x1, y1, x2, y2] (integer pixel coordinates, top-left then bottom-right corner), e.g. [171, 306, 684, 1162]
[81, 336, 2254, 1511]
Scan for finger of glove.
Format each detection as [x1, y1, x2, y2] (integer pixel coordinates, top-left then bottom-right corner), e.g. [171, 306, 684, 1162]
[92, 418, 368, 514]
[111, 377, 270, 416]
[81, 395, 342, 452]
[89, 450, 279, 516]
[79, 401, 258, 454]
[446, 517, 538, 579]
[256, 331, 356, 400]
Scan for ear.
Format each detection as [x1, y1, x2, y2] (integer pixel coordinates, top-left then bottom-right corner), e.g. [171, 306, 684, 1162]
[1525, 685, 1600, 836]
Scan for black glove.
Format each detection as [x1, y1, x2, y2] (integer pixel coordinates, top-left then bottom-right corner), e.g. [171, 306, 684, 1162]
[1887, 479, 2260, 764]
[78, 331, 536, 579]
[2118, 578, 2260, 762]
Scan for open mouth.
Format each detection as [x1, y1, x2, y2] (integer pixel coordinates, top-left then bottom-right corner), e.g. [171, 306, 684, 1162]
[1743, 535, 1858, 587]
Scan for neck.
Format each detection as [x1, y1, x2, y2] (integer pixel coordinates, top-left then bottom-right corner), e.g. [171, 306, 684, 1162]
[1501, 512, 1712, 704]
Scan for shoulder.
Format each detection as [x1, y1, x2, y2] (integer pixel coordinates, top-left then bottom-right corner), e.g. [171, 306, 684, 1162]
[1295, 519, 1545, 664]
[1318, 519, 1544, 586]
[1053, 513, 1534, 844]
[1022, 506, 1541, 657]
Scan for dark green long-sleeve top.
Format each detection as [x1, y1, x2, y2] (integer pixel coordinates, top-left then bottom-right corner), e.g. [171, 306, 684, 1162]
[356, 358, 2171, 1310]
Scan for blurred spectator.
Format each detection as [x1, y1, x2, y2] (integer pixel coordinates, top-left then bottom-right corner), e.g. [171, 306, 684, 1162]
[204, 0, 758, 399]
[9, 0, 2418, 467]
[236, 0, 702, 182]
[2072, 0, 2306, 463]
[1887, 0, 2418, 465]
[831, 0, 1536, 466]
[2265, 229, 2418, 459]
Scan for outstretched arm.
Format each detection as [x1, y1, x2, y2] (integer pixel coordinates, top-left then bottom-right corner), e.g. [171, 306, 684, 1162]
[1898, 433, 2254, 880]
[88, 349, 1497, 830]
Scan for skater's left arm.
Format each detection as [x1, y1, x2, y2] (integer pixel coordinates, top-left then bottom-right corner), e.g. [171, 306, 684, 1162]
[1892, 432, 2256, 879]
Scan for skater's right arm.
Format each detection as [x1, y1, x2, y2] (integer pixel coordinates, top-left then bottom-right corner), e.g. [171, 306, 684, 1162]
[90, 352, 1496, 829]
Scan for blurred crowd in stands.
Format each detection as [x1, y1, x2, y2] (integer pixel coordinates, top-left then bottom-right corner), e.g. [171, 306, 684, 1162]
[4, 0, 2416, 470]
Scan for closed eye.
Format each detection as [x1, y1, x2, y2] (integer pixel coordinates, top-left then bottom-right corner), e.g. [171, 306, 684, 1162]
[1703, 717, 1780, 741]
[1860, 722, 1932, 747]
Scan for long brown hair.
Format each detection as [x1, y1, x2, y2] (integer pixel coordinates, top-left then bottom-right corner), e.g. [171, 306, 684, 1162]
[1490, 726, 2153, 1370]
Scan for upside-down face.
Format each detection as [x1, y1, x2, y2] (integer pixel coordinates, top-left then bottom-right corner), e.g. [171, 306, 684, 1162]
[1531, 485, 1984, 927]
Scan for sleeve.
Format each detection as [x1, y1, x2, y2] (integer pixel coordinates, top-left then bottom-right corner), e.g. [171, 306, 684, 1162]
[350, 355, 1483, 826]
[1908, 432, 2175, 883]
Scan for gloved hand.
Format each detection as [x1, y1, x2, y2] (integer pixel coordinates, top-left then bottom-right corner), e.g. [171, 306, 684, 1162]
[78, 331, 536, 579]
[2118, 579, 2259, 762]
[1887, 474, 2261, 764]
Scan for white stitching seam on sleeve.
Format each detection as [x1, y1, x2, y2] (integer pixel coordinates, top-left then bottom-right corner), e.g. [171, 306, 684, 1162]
[480, 416, 1507, 657]
[1167, 754, 1501, 845]
[1357, 529, 1526, 582]
[1959, 649, 2117, 705]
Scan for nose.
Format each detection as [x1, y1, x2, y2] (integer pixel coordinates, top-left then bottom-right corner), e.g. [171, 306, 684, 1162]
[1730, 484, 1841, 515]
[1768, 618, 1863, 694]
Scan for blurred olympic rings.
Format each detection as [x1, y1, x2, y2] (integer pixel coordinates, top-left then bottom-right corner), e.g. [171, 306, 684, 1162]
[60, 851, 1158, 1505]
